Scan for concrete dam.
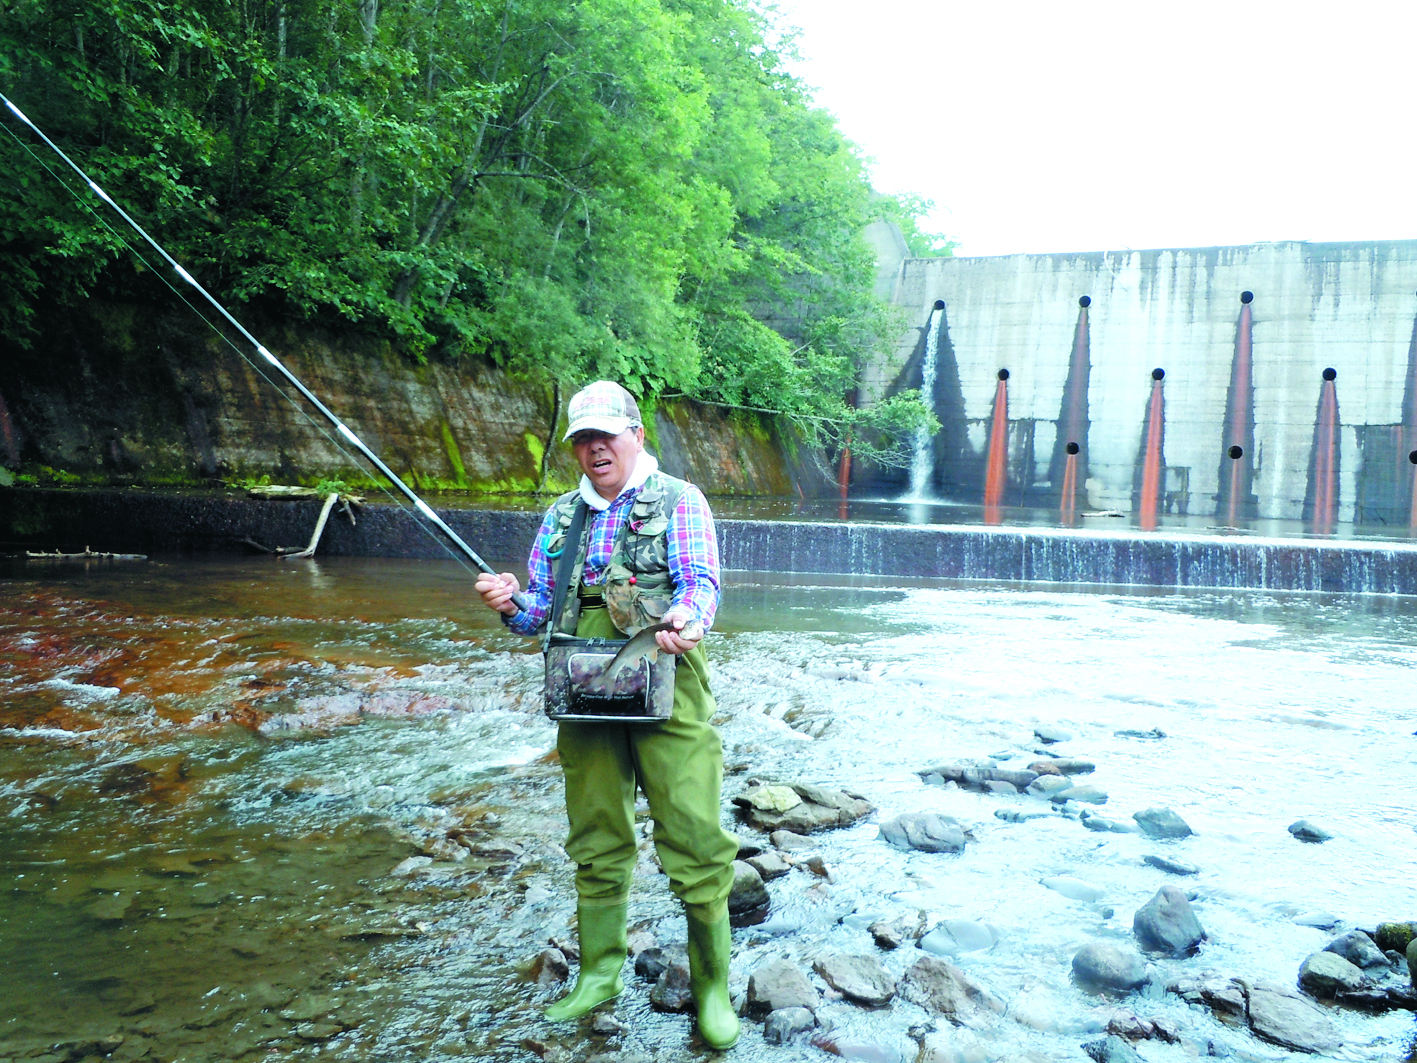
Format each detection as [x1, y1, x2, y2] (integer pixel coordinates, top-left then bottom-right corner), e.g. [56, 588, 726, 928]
[862, 236, 1417, 529]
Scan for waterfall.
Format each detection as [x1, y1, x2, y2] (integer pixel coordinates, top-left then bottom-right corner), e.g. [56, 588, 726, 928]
[905, 306, 944, 498]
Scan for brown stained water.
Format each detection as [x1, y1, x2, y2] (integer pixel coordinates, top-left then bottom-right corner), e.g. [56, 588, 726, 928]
[2, 556, 1417, 1062]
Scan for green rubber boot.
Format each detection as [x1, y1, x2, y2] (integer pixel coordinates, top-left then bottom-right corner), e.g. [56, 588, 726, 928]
[544, 902, 627, 1022]
[685, 901, 740, 1050]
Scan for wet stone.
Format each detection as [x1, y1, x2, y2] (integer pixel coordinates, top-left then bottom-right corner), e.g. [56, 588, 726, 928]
[747, 959, 819, 1016]
[1246, 980, 1341, 1053]
[983, 780, 1017, 794]
[813, 953, 896, 1006]
[1033, 724, 1073, 744]
[1144, 854, 1198, 876]
[549, 934, 580, 962]
[1133, 885, 1205, 955]
[868, 919, 905, 950]
[901, 955, 1001, 1023]
[1325, 930, 1388, 969]
[635, 945, 683, 984]
[1080, 810, 1137, 834]
[1072, 942, 1148, 993]
[1052, 785, 1107, 805]
[1299, 951, 1366, 997]
[1288, 819, 1334, 843]
[1081, 1035, 1143, 1063]
[733, 835, 766, 860]
[1375, 921, 1417, 953]
[769, 829, 815, 851]
[733, 782, 874, 834]
[1115, 728, 1166, 740]
[728, 860, 769, 923]
[1026, 774, 1072, 796]
[995, 808, 1056, 823]
[878, 813, 967, 854]
[1293, 910, 1339, 929]
[1041, 875, 1104, 903]
[1107, 1013, 1180, 1043]
[1132, 807, 1193, 839]
[649, 954, 693, 1012]
[533, 947, 569, 986]
[590, 1013, 627, 1036]
[762, 1006, 816, 1044]
[746, 852, 791, 881]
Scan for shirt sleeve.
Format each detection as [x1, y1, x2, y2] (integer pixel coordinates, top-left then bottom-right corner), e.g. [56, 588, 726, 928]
[666, 483, 721, 630]
[503, 507, 557, 636]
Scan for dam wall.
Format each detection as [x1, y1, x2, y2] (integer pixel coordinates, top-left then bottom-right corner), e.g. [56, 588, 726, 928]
[864, 239, 1417, 525]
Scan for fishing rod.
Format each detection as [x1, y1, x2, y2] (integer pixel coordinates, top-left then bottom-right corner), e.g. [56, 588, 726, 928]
[1, 92, 527, 611]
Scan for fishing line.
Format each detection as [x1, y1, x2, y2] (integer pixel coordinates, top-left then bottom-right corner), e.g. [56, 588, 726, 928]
[1, 92, 526, 608]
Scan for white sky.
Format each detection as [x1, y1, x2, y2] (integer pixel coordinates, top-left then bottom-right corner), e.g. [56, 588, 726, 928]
[769, 0, 1417, 257]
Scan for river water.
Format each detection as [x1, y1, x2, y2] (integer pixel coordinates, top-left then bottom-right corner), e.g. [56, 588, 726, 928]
[2, 557, 1414, 1062]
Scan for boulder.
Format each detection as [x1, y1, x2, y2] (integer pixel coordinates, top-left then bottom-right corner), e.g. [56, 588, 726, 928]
[1143, 854, 1198, 876]
[1169, 974, 1248, 1025]
[1298, 952, 1366, 997]
[1107, 1013, 1180, 1043]
[746, 851, 791, 881]
[1026, 775, 1073, 797]
[900, 955, 1002, 1023]
[733, 782, 874, 834]
[1081, 1035, 1143, 1063]
[1132, 807, 1193, 839]
[1034, 724, 1074, 743]
[1072, 942, 1148, 992]
[1051, 785, 1108, 805]
[762, 1006, 816, 1044]
[1247, 980, 1341, 1053]
[649, 954, 693, 1012]
[728, 861, 769, 923]
[878, 813, 967, 854]
[1287, 819, 1334, 843]
[1080, 810, 1138, 834]
[769, 829, 815, 851]
[813, 953, 896, 1006]
[1029, 757, 1095, 775]
[1375, 921, 1417, 953]
[1132, 885, 1205, 955]
[869, 919, 906, 950]
[747, 959, 819, 1016]
[1324, 930, 1388, 969]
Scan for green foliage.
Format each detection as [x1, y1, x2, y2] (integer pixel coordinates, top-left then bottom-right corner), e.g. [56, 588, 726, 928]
[0, 0, 942, 466]
[879, 193, 957, 258]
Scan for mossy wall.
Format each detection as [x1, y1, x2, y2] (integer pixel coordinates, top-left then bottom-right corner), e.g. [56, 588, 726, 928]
[0, 302, 820, 498]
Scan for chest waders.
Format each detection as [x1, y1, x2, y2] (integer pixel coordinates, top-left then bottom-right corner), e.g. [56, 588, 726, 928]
[543, 481, 740, 1049]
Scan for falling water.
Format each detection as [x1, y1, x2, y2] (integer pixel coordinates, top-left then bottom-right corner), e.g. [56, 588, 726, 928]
[1138, 369, 1166, 531]
[1309, 369, 1340, 535]
[905, 304, 945, 499]
[1059, 442, 1079, 525]
[983, 369, 1009, 519]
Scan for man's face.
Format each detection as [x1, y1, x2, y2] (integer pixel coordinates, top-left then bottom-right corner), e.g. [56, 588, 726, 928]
[572, 426, 644, 500]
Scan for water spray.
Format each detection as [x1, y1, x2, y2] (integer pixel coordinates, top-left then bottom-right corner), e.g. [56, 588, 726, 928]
[0, 92, 526, 610]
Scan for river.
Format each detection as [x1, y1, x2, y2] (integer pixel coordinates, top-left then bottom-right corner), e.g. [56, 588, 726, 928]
[2, 556, 1414, 1061]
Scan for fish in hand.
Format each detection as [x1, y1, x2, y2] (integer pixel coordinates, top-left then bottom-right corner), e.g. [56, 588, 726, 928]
[582, 620, 703, 698]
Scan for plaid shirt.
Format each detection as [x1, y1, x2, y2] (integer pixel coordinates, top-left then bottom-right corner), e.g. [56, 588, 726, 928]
[505, 482, 720, 635]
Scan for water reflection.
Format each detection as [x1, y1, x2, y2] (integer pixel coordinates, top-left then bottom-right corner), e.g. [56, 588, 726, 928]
[3, 558, 1415, 1060]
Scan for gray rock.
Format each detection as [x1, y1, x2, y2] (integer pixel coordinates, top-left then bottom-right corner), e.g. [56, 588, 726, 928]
[1144, 854, 1199, 876]
[1375, 921, 1417, 953]
[590, 1013, 628, 1036]
[1080, 810, 1138, 833]
[1026, 774, 1073, 796]
[533, 947, 569, 985]
[1409, 938, 1417, 988]
[1133, 807, 1193, 839]
[1072, 942, 1148, 992]
[1041, 875, 1105, 903]
[1133, 885, 1205, 955]
[917, 764, 1038, 791]
[1115, 727, 1166, 740]
[900, 955, 1001, 1022]
[1325, 930, 1388, 969]
[728, 860, 769, 921]
[1029, 757, 1095, 775]
[1288, 819, 1334, 843]
[878, 813, 967, 854]
[1299, 952, 1366, 997]
[813, 953, 896, 1006]
[1107, 1013, 1181, 1043]
[769, 829, 815, 851]
[1247, 980, 1341, 1053]
[762, 1006, 816, 1044]
[734, 835, 766, 860]
[649, 954, 693, 1012]
[635, 946, 682, 983]
[983, 779, 1018, 794]
[746, 852, 791, 881]
[1170, 974, 1249, 1024]
[734, 782, 874, 834]
[1293, 910, 1340, 929]
[747, 959, 819, 1016]
[1334, 985, 1417, 1012]
[1081, 1035, 1143, 1063]
[994, 808, 1056, 823]
[1052, 785, 1108, 805]
[1034, 724, 1074, 743]
[869, 919, 905, 950]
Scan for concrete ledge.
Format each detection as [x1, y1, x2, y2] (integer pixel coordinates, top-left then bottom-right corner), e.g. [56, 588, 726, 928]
[6, 488, 1417, 595]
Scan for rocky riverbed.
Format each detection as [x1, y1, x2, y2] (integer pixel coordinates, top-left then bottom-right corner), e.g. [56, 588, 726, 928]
[2, 558, 1416, 1061]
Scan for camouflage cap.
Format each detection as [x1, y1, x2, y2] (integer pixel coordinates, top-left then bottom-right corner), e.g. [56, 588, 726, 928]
[562, 381, 643, 441]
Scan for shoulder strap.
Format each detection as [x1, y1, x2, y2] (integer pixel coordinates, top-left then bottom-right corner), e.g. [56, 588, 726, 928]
[549, 499, 589, 633]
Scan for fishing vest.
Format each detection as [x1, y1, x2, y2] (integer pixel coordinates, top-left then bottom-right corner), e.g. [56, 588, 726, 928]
[543, 471, 689, 640]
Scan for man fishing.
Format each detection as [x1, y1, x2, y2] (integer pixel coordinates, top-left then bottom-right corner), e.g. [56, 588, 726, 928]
[475, 380, 740, 1050]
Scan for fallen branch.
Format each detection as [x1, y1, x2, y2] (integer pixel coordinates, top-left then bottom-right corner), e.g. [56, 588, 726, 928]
[283, 492, 340, 560]
[23, 546, 147, 560]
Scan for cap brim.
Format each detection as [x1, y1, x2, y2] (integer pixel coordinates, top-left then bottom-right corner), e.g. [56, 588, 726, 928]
[563, 416, 634, 442]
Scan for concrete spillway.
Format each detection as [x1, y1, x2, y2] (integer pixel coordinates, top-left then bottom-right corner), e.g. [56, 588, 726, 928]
[8, 488, 1417, 596]
[866, 237, 1417, 525]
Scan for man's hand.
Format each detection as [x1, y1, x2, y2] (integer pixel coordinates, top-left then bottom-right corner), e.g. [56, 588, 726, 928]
[475, 571, 522, 616]
[655, 608, 703, 656]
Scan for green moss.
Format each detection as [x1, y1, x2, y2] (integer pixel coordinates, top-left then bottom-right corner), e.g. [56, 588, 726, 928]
[639, 392, 660, 451]
[524, 431, 545, 472]
[1375, 922, 1417, 953]
[441, 422, 469, 487]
